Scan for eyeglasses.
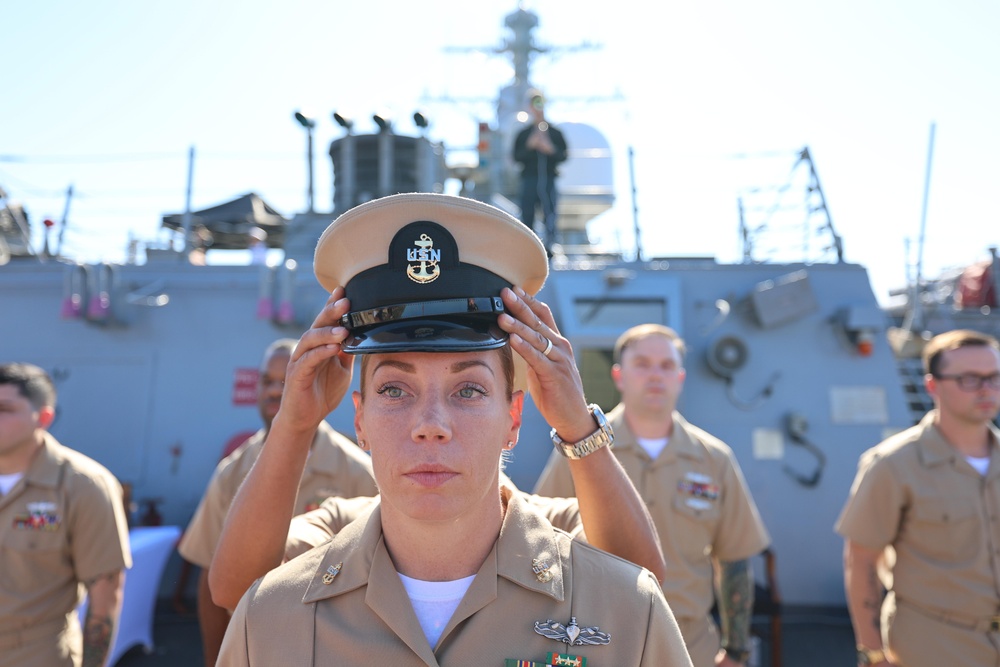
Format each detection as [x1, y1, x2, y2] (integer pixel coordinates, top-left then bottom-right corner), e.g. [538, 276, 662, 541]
[933, 373, 1000, 391]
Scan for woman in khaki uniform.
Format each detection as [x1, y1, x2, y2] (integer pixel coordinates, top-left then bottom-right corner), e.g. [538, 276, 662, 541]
[280, 477, 585, 563]
[216, 193, 692, 666]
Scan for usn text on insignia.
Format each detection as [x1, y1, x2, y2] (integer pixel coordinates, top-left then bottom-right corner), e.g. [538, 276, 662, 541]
[322, 562, 343, 585]
[533, 617, 611, 646]
[406, 233, 441, 284]
[532, 558, 554, 583]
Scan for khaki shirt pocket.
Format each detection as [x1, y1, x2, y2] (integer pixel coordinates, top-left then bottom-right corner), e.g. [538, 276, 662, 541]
[1, 528, 69, 595]
[903, 495, 981, 564]
[671, 494, 721, 559]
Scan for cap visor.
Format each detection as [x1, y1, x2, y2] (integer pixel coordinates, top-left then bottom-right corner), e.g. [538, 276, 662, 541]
[343, 318, 508, 354]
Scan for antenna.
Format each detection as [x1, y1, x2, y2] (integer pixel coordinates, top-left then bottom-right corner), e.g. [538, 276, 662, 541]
[629, 146, 642, 261]
[905, 122, 936, 333]
[55, 184, 74, 258]
[800, 147, 844, 263]
[738, 147, 843, 264]
[180, 146, 195, 259]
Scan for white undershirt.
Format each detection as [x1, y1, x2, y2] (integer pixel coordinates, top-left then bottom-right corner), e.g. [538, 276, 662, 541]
[637, 436, 669, 459]
[397, 573, 475, 648]
[0, 472, 24, 495]
[965, 455, 990, 476]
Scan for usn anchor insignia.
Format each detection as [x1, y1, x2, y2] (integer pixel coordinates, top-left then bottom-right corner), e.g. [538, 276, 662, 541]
[406, 233, 441, 284]
[532, 558, 554, 583]
[534, 616, 610, 647]
[322, 562, 343, 585]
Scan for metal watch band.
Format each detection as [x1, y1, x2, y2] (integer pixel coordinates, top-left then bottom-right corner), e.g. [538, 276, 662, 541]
[856, 646, 886, 665]
[550, 404, 614, 459]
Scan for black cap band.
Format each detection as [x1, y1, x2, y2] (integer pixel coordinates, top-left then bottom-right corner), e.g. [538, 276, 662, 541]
[340, 296, 505, 330]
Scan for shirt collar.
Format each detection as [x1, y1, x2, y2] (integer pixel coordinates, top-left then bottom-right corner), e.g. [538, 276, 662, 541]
[23, 433, 64, 489]
[301, 485, 568, 605]
[301, 421, 361, 475]
[915, 410, 1000, 468]
[608, 404, 706, 462]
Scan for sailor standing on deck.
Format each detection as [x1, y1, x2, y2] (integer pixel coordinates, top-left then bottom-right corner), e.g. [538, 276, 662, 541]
[837, 329, 1000, 667]
[513, 89, 567, 255]
[216, 193, 692, 666]
[535, 324, 771, 667]
[0, 363, 131, 667]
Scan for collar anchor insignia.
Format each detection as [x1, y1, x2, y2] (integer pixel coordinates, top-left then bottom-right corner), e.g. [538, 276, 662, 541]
[532, 558, 554, 582]
[321, 562, 343, 585]
[533, 616, 611, 646]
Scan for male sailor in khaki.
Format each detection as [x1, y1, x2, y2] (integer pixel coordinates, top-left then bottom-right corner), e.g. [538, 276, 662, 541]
[0, 363, 130, 667]
[535, 324, 770, 667]
[837, 329, 1000, 667]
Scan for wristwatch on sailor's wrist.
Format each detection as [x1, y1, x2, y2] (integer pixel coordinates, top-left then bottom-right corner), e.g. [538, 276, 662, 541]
[550, 404, 614, 459]
[856, 645, 886, 665]
[723, 646, 750, 664]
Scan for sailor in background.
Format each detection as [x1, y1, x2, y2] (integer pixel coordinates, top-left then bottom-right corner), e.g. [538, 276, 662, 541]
[178, 339, 376, 666]
[216, 192, 691, 666]
[535, 324, 771, 667]
[837, 329, 1000, 667]
[513, 89, 567, 255]
[0, 363, 131, 667]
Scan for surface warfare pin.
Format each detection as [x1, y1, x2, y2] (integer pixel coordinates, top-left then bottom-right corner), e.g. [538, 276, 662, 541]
[504, 653, 587, 667]
[534, 616, 610, 646]
[322, 562, 343, 585]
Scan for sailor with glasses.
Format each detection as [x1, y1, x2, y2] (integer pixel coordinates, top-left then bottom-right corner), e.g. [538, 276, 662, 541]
[836, 329, 1000, 667]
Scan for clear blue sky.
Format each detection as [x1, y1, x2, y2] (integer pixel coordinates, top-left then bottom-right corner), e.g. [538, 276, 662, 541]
[4, 0, 998, 306]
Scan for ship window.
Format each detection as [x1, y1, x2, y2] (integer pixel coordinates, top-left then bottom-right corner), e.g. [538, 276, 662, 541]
[573, 298, 667, 329]
[579, 347, 620, 412]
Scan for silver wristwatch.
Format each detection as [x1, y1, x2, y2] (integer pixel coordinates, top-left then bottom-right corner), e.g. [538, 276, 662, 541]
[551, 404, 614, 459]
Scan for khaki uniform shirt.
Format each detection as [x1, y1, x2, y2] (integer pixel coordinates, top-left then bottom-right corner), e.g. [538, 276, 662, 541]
[534, 406, 770, 620]
[0, 434, 131, 667]
[285, 476, 584, 561]
[836, 411, 1000, 664]
[179, 421, 377, 569]
[219, 488, 693, 667]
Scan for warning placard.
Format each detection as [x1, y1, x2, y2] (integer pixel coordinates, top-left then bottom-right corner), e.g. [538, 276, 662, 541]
[233, 368, 259, 406]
